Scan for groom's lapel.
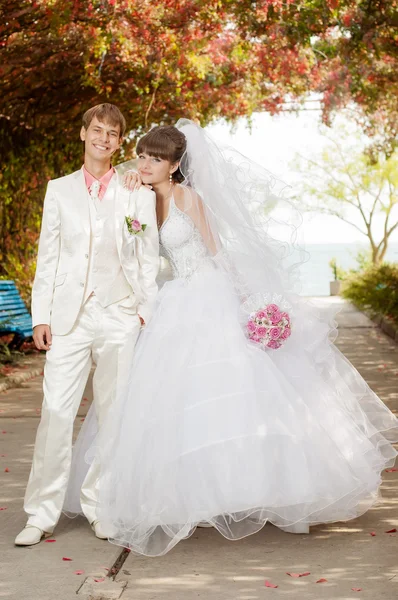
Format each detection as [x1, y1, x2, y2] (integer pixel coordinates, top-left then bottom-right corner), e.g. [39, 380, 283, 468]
[114, 170, 132, 257]
[71, 168, 90, 235]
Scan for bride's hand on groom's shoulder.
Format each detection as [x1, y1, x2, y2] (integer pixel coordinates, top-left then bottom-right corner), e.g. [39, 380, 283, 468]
[123, 171, 153, 192]
[123, 170, 141, 191]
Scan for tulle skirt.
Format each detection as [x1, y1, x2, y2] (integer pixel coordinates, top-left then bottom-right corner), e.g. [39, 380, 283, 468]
[67, 266, 398, 556]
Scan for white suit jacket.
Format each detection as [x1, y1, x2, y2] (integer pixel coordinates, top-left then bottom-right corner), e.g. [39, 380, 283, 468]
[31, 168, 159, 335]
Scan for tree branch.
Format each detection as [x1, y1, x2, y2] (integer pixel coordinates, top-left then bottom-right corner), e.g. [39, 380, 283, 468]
[304, 205, 368, 237]
[300, 154, 360, 199]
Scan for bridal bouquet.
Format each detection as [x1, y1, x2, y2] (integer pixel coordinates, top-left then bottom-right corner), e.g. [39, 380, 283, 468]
[241, 294, 292, 350]
[246, 304, 291, 350]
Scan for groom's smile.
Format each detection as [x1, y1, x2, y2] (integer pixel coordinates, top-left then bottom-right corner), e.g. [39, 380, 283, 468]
[93, 143, 109, 151]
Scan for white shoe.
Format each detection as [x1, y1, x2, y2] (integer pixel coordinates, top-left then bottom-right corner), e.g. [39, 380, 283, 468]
[91, 520, 109, 540]
[15, 525, 51, 546]
[280, 523, 310, 534]
[197, 522, 213, 528]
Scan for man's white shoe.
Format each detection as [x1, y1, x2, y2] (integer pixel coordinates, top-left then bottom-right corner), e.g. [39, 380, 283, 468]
[15, 525, 51, 546]
[91, 520, 109, 540]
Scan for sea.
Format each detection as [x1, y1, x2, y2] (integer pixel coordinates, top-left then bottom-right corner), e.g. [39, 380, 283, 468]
[298, 242, 398, 296]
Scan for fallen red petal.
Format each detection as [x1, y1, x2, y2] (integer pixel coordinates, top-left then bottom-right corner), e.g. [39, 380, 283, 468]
[385, 528, 397, 533]
[286, 572, 301, 578]
[94, 578, 105, 583]
[264, 580, 278, 588]
[385, 468, 398, 473]
[4, 468, 9, 473]
[369, 531, 376, 536]
[351, 588, 362, 592]
[2, 431, 7, 434]
[299, 572, 311, 577]
[45, 539, 56, 543]
[74, 570, 84, 575]
[62, 557, 73, 561]
[0, 507, 7, 511]
[316, 578, 327, 583]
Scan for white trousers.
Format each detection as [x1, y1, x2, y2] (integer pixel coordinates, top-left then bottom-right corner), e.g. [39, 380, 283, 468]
[24, 295, 141, 532]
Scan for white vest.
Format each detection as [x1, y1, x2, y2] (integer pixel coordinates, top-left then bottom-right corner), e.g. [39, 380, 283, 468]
[84, 175, 131, 306]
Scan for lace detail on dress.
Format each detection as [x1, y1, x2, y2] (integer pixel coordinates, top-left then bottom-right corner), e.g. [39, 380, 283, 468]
[159, 197, 214, 280]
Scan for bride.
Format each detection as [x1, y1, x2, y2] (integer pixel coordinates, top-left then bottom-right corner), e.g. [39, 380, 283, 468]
[65, 119, 398, 556]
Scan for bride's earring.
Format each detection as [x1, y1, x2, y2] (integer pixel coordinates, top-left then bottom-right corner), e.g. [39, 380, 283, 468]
[169, 173, 173, 184]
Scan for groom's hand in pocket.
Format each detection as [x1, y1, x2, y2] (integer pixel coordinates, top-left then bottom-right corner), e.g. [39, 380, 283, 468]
[33, 324, 53, 351]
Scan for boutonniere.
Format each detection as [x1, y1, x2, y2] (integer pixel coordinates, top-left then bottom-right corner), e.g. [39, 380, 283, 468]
[125, 216, 147, 235]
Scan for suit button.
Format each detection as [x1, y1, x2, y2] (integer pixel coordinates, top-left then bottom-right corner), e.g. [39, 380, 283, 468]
[80, 283, 85, 287]
[85, 254, 89, 259]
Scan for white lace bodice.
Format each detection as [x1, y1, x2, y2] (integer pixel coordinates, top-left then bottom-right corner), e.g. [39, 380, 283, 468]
[159, 197, 214, 280]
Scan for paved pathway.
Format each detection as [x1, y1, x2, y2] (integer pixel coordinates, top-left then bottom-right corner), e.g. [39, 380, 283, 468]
[1, 298, 397, 600]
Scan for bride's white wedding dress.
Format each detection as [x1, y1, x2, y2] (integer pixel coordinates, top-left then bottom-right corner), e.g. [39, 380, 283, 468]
[65, 190, 398, 556]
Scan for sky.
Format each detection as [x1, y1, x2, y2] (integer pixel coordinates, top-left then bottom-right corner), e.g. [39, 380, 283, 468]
[205, 106, 398, 245]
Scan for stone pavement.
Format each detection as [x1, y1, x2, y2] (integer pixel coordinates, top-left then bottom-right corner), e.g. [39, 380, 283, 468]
[0, 298, 397, 600]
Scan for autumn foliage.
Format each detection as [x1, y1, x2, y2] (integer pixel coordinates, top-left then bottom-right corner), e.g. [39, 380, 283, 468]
[0, 0, 397, 298]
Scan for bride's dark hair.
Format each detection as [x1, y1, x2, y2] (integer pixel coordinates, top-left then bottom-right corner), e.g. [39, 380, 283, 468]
[136, 126, 187, 183]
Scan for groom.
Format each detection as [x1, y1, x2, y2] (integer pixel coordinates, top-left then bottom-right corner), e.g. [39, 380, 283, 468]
[15, 103, 159, 546]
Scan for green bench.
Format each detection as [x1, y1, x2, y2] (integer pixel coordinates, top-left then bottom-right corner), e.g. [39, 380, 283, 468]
[0, 280, 33, 349]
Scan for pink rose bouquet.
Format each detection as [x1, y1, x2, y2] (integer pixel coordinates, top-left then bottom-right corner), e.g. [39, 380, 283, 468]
[246, 303, 291, 350]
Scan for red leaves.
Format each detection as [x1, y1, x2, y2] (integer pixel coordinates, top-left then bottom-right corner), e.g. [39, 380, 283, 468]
[262, 571, 369, 591]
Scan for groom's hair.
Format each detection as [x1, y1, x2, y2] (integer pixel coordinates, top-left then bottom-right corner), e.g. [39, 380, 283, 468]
[82, 103, 126, 137]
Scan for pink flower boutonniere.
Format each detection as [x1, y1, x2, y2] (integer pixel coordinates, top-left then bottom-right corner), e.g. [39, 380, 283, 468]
[125, 216, 147, 235]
